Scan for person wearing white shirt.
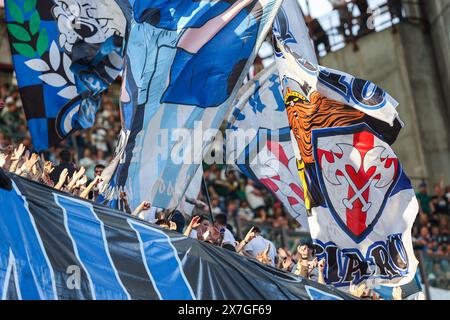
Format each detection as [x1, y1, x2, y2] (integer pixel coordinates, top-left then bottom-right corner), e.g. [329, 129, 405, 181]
[240, 226, 276, 266]
[214, 213, 236, 251]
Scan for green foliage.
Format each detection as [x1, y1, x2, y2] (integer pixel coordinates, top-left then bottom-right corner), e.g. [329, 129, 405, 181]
[6, 0, 24, 24]
[23, 0, 37, 13]
[6, 0, 48, 58]
[36, 28, 49, 56]
[29, 11, 40, 35]
[7, 24, 31, 42]
[12, 43, 36, 58]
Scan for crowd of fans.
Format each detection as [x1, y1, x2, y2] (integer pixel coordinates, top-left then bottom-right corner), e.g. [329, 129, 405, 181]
[0, 81, 445, 299]
[413, 180, 450, 288]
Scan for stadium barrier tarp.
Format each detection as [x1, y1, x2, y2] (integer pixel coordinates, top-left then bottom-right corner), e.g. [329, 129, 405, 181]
[0, 169, 353, 300]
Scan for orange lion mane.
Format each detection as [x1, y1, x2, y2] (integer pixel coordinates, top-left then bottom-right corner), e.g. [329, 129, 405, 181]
[286, 90, 365, 164]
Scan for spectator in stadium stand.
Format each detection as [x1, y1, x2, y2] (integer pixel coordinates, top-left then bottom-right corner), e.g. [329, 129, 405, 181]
[244, 179, 267, 222]
[214, 213, 237, 251]
[225, 200, 239, 218]
[416, 181, 431, 214]
[88, 164, 105, 199]
[237, 226, 277, 266]
[329, 0, 351, 40]
[430, 181, 450, 216]
[49, 149, 76, 184]
[388, 0, 403, 21]
[353, 0, 370, 35]
[184, 215, 210, 240]
[305, 15, 331, 55]
[170, 209, 186, 233]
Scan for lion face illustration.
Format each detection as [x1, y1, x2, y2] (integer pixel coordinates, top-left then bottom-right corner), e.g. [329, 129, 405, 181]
[53, 0, 125, 53]
[284, 89, 366, 164]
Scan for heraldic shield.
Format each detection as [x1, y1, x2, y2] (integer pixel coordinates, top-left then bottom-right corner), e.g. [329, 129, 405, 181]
[312, 123, 400, 243]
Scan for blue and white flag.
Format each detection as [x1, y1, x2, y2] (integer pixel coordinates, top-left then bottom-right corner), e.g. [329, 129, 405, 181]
[273, 0, 418, 287]
[5, 0, 126, 150]
[226, 64, 308, 230]
[102, 0, 283, 211]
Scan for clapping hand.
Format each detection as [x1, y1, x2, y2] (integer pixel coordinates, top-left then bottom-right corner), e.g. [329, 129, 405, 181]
[43, 161, 54, 175]
[392, 286, 402, 300]
[75, 175, 88, 188]
[67, 167, 85, 191]
[282, 256, 293, 270]
[0, 153, 8, 168]
[55, 168, 68, 190]
[349, 282, 367, 298]
[25, 153, 39, 172]
[11, 144, 25, 161]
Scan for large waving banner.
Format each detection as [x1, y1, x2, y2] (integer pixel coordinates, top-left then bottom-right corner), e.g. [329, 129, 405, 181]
[5, 0, 126, 150]
[101, 0, 283, 211]
[0, 170, 353, 300]
[273, 0, 418, 287]
[226, 64, 308, 230]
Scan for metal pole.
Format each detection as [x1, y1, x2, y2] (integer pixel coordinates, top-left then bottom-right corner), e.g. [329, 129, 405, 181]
[202, 175, 215, 223]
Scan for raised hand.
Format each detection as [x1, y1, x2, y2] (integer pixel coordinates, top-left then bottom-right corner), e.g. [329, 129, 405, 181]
[318, 258, 326, 272]
[76, 175, 88, 188]
[11, 144, 25, 161]
[67, 167, 86, 191]
[0, 153, 8, 168]
[190, 215, 201, 229]
[183, 215, 202, 237]
[282, 256, 292, 270]
[55, 168, 68, 190]
[169, 221, 177, 231]
[79, 176, 102, 199]
[392, 286, 402, 300]
[244, 227, 256, 243]
[317, 258, 326, 284]
[24, 153, 39, 172]
[43, 161, 54, 175]
[349, 282, 367, 298]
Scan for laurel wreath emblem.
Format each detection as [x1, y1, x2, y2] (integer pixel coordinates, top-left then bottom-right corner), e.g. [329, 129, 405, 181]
[6, 0, 48, 58]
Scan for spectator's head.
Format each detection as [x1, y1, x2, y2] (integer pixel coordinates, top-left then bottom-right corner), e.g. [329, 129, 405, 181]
[226, 201, 238, 214]
[418, 181, 427, 194]
[419, 211, 428, 226]
[214, 213, 227, 227]
[431, 225, 440, 237]
[155, 219, 170, 229]
[94, 164, 105, 177]
[170, 210, 185, 233]
[419, 226, 429, 238]
[434, 184, 444, 197]
[59, 149, 72, 163]
[195, 216, 210, 234]
[211, 197, 220, 208]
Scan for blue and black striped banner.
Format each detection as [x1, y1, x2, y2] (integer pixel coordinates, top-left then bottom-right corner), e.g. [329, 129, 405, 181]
[0, 170, 353, 300]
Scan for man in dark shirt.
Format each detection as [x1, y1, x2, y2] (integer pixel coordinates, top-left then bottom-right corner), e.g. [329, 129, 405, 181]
[50, 149, 76, 184]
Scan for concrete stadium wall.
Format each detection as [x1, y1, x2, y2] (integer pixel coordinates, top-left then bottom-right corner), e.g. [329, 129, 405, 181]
[425, 0, 450, 118]
[319, 23, 450, 188]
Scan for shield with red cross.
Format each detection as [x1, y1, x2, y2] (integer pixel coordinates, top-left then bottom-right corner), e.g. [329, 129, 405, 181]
[312, 124, 400, 243]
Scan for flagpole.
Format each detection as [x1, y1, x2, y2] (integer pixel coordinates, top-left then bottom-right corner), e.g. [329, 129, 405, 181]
[202, 175, 215, 224]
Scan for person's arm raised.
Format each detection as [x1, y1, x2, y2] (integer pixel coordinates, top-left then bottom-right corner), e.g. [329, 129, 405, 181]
[236, 227, 255, 253]
[183, 215, 201, 237]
